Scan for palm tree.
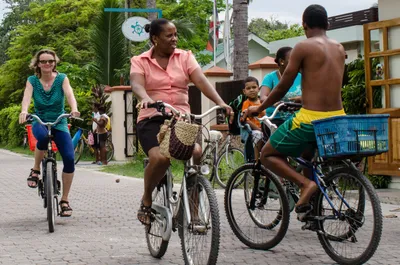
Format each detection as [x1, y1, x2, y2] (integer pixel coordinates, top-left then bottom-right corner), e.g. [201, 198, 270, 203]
[146, 0, 157, 21]
[232, 0, 249, 80]
[90, 0, 127, 86]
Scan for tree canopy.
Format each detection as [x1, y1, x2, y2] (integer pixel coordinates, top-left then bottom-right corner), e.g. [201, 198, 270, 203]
[248, 17, 304, 42]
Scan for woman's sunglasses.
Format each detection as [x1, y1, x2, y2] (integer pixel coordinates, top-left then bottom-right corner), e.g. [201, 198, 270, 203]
[39, 60, 56, 64]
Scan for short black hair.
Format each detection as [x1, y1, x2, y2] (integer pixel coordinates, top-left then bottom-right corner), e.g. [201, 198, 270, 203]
[144, 18, 170, 44]
[303, 4, 328, 30]
[274, 46, 292, 65]
[244, 76, 259, 86]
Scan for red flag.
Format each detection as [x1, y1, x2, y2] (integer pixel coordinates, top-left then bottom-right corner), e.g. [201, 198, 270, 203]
[206, 4, 219, 52]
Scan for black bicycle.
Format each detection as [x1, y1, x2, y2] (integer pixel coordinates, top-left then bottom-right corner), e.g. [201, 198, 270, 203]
[27, 113, 81, 233]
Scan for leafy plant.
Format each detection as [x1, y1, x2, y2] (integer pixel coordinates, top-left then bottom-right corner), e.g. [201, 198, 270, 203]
[0, 105, 24, 146]
[367, 174, 391, 189]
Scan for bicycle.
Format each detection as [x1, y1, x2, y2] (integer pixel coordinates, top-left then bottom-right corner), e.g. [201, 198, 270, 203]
[224, 102, 386, 265]
[72, 127, 114, 164]
[200, 128, 244, 188]
[26, 113, 81, 233]
[145, 101, 221, 265]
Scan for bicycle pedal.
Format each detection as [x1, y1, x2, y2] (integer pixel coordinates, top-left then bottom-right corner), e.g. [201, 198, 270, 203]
[301, 221, 318, 231]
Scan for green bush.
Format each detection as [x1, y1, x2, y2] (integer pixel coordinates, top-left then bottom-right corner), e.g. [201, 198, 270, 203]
[0, 105, 25, 146]
[367, 174, 392, 189]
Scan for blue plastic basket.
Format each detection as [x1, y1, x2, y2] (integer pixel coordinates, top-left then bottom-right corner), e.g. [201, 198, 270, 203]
[312, 114, 389, 158]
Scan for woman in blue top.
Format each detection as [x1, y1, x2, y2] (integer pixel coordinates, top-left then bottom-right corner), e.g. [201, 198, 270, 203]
[260, 46, 302, 133]
[19, 49, 80, 217]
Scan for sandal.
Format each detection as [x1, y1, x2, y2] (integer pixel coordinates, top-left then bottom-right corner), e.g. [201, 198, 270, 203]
[295, 203, 314, 222]
[59, 200, 73, 217]
[137, 200, 154, 226]
[27, 168, 40, 188]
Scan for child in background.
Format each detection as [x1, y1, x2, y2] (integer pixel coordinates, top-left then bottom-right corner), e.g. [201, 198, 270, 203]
[241, 76, 265, 158]
[93, 106, 109, 165]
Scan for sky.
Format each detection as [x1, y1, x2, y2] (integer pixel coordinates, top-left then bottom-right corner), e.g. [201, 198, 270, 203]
[0, 0, 378, 24]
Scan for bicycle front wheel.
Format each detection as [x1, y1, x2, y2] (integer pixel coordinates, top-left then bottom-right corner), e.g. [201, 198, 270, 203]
[178, 175, 220, 265]
[215, 147, 244, 188]
[146, 182, 169, 258]
[224, 163, 290, 250]
[45, 161, 56, 233]
[74, 139, 84, 165]
[315, 167, 382, 265]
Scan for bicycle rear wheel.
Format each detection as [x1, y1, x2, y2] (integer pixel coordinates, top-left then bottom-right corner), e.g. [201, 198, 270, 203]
[224, 163, 290, 250]
[216, 147, 244, 188]
[74, 139, 84, 165]
[178, 175, 220, 265]
[146, 182, 169, 258]
[45, 161, 56, 233]
[315, 167, 381, 265]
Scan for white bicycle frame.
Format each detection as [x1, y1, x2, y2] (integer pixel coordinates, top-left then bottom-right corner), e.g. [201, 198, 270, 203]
[151, 103, 224, 241]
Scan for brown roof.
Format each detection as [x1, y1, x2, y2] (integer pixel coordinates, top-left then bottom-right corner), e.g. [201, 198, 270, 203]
[248, 56, 278, 69]
[204, 66, 233, 77]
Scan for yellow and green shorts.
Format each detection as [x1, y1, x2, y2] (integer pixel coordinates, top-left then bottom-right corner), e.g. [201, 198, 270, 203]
[269, 108, 346, 157]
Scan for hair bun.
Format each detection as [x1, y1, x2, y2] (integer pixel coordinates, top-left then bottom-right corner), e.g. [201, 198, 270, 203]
[144, 24, 151, 33]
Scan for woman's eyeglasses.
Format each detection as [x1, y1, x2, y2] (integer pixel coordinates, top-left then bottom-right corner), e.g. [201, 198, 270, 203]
[39, 60, 56, 64]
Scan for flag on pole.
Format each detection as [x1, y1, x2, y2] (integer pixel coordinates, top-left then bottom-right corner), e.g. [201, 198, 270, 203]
[206, 1, 219, 53]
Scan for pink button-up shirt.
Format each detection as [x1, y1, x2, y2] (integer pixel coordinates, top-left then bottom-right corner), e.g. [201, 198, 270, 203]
[130, 48, 200, 122]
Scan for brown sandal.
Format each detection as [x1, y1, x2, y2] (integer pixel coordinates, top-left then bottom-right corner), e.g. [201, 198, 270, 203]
[137, 201, 154, 226]
[59, 200, 73, 217]
[27, 168, 40, 188]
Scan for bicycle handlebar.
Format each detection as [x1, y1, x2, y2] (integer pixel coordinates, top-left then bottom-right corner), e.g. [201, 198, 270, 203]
[148, 101, 224, 121]
[27, 113, 82, 127]
[257, 102, 302, 123]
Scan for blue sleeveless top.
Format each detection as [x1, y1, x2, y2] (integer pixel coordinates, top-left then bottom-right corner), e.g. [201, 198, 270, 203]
[28, 73, 69, 133]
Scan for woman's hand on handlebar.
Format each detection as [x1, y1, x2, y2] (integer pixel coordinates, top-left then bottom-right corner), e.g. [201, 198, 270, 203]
[71, 110, 80, 118]
[19, 112, 28, 124]
[136, 96, 155, 109]
[218, 103, 234, 124]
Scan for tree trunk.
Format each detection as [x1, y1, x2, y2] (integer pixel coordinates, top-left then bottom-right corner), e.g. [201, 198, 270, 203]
[146, 0, 157, 21]
[232, 0, 248, 80]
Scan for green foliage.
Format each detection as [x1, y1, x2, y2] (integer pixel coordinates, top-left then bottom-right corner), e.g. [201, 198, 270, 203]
[91, 84, 112, 117]
[248, 18, 304, 42]
[342, 57, 383, 114]
[0, 105, 24, 146]
[68, 90, 92, 131]
[367, 174, 391, 189]
[0, 0, 101, 108]
[90, 0, 127, 86]
[157, 0, 224, 53]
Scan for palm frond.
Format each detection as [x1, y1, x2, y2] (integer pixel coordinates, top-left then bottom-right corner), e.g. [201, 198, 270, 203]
[90, 0, 127, 86]
[172, 19, 195, 41]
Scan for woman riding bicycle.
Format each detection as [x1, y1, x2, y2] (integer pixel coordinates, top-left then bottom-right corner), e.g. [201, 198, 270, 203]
[19, 49, 80, 217]
[130, 18, 233, 226]
[259, 46, 302, 137]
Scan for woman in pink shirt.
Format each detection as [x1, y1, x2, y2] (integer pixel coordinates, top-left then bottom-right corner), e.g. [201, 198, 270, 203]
[130, 18, 233, 226]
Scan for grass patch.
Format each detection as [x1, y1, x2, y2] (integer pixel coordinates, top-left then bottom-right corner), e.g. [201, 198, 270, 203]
[0, 144, 34, 156]
[101, 156, 185, 183]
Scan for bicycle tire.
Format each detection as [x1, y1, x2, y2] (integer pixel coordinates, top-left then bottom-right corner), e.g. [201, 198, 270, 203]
[315, 167, 381, 265]
[224, 163, 290, 250]
[146, 183, 169, 258]
[74, 139, 84, 165]
[106, 139, 114, 162]
[215, 147, 244, 188]
[45, 161, 56, 233]
[178, 175, 220, 265]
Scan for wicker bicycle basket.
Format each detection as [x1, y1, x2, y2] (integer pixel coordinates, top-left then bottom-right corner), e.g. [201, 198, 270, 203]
[157, 119, 201, 160]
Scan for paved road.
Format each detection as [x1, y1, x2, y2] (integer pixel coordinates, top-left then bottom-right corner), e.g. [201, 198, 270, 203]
[0, 149, 399, 265]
